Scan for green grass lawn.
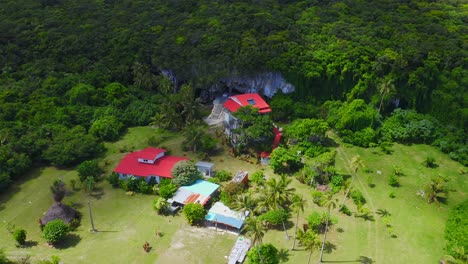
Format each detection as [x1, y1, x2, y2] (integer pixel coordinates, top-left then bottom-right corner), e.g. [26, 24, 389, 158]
[0, 126, 465, 263]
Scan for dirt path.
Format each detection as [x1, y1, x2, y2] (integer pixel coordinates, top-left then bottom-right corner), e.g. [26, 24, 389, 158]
[336, 147, 380, 262]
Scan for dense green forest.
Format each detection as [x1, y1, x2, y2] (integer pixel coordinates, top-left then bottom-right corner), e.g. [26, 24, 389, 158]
[0, 0, 466, 191]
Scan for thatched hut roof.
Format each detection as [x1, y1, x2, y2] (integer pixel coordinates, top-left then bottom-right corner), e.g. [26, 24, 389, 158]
[41, 203, 78, 226]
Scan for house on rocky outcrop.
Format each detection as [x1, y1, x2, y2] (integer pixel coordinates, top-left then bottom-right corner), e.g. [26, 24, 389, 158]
[222, 93, 271, 142]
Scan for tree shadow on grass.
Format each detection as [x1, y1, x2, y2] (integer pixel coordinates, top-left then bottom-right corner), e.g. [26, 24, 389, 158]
[277, 248, 289, 263]
[22, 240, 38, 248]
[324, 241, 337, 254]
[55, 234, 81, 249]
[358, 256, 374, 264]
[88, 187, 104, 200]
[355, 213, 375, 222]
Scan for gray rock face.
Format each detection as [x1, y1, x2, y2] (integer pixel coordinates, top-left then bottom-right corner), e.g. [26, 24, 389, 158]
[220, 72, 295, 98]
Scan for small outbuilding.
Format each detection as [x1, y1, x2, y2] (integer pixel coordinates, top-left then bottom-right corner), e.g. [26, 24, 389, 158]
[196, 161, 214, 177]
[205, 202, 247, 231]
[232, 171, 249, 185]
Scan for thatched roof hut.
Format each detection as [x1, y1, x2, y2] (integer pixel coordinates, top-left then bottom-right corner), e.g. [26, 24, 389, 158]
[41, 203, 78, 226]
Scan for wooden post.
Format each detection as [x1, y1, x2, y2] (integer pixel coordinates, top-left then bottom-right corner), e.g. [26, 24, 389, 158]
[88, 201, 97, 232]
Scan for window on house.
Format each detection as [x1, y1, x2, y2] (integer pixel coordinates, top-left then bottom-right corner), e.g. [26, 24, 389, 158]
[247, 98, 256, 105]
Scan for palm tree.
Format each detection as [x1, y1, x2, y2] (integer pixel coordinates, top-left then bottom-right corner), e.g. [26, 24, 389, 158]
[183, 125, 205, 153]
[377, 78, 395, 114]
[424, 177, 448, 204]
[291, 194, 306, 251]
[153, 197, 169, 215]
[319, 193, 338, 263]
[50, 180, 66, 204]
[243, 216, 267, 264]
[265, 175, 295, 239]
[341, 155, 364, 209]
[299, 229, 321, 264]
[232, 193, 255, 217]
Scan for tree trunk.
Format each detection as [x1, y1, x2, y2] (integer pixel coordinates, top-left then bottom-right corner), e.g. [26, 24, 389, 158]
[378, 94, 385, 114]
[256, 240, 264, 264]
[308, 249, 313, 264]
[282, 219, 290, 240]
[318, 210, 330, 263]
[291, 211, 299, 250]
[340, 172, 356, 209]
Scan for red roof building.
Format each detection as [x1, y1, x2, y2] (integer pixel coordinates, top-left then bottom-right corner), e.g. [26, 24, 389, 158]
[114, 148, 189, 180]
[223, 93, 271, 114]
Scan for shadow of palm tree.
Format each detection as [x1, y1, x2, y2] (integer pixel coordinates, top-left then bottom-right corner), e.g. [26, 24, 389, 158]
[324, 241, 337, 254]
[89, 187, 104, 200]
[277, 248, 289, 262]
[358, 256, 374, 264]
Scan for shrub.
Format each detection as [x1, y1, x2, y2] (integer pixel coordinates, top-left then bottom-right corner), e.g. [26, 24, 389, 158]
[120, 176, 139, 192]
[247, 243, 279, 264]
[330, 175, 344, 188]
[171, 160, 202, 186]
[77, 160, 102, 182]
[0, 248, 9, 264]
[269, 147, 303, 174]
[137, 181, 153, 194]
[423, 156, 437, 168]
[108, 172, 120, 188]
[158, 182, 178, 199]
[258, 209, 289, 227]
[444, 200, 468, 256]
[182, 203, 205, 225]
[388, 191, 396, 198]
[207, 177, 220, 184]
[215, 170, 232, 182]
[350, 189, 366, 206]
[13, 229, 27, 245]
[43, 220, 69, 244]
[223, 182, 244, 196]
[388, 174, 400, 187]
[307, 212, 328, 233]
[83, 176, 96, 192]
[311, 190, 325, 206]
[249, 171, 265, 186]
[339, 205, 352, 216]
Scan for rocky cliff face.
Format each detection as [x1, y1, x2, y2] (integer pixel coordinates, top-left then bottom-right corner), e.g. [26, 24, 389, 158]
[220, 72, 295, 98]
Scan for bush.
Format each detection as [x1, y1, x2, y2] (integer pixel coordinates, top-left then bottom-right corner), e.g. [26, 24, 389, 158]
[43, 220, 69, 244]
[339, 205, 352, 216]
[108, 172, 120, 188]
[269, 147, 303, 174]
[350, 189, 366, 206]
[223, 182, 244, 196]
[171, 160, 202, 186]
[311, 190, 325, 206]
[444, 200, 468, 256]
[330, 175, 344, 188]
[247, 243, 279, 264]
[137, 181, 153, 194]
[388, 191, 396, 198]
[249, 171, 265, 186]
[0, 248, 9, 264]
[120, 176, 139, 192]
[307, 212, 329, 233]
[182, 203, 205, 225]
[215, 170, 232, 182]
[158, 181, 178, 199]
[83, 176, 96, 192]
[258, 209, 289, 227]
[388, 174, 400, 187]
[13, 229, 27, 245]
[423, 156, 437, 168]
[77, 160, 102, 182]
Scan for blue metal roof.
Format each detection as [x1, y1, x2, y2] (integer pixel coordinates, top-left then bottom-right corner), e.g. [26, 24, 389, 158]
[181, 180, 219, 197]
[205, 212, 244, 229]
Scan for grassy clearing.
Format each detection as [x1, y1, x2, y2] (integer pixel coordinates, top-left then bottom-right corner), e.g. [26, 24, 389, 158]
[0, 126, 465, 263]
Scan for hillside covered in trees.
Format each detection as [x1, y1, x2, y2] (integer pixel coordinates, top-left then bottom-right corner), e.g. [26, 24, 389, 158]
[0, 0, 466, 191]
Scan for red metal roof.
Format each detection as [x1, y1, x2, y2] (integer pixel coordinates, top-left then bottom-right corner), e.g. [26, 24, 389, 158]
[136, 147, 166, 160]
[273, 127, 282, 149]
[223, 93, 271, 113]
[113, 149, 188, 178]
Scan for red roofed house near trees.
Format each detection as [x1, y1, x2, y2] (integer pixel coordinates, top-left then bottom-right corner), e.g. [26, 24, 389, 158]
[114, 147, 189, 184]
[222, 93, 271, 141]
